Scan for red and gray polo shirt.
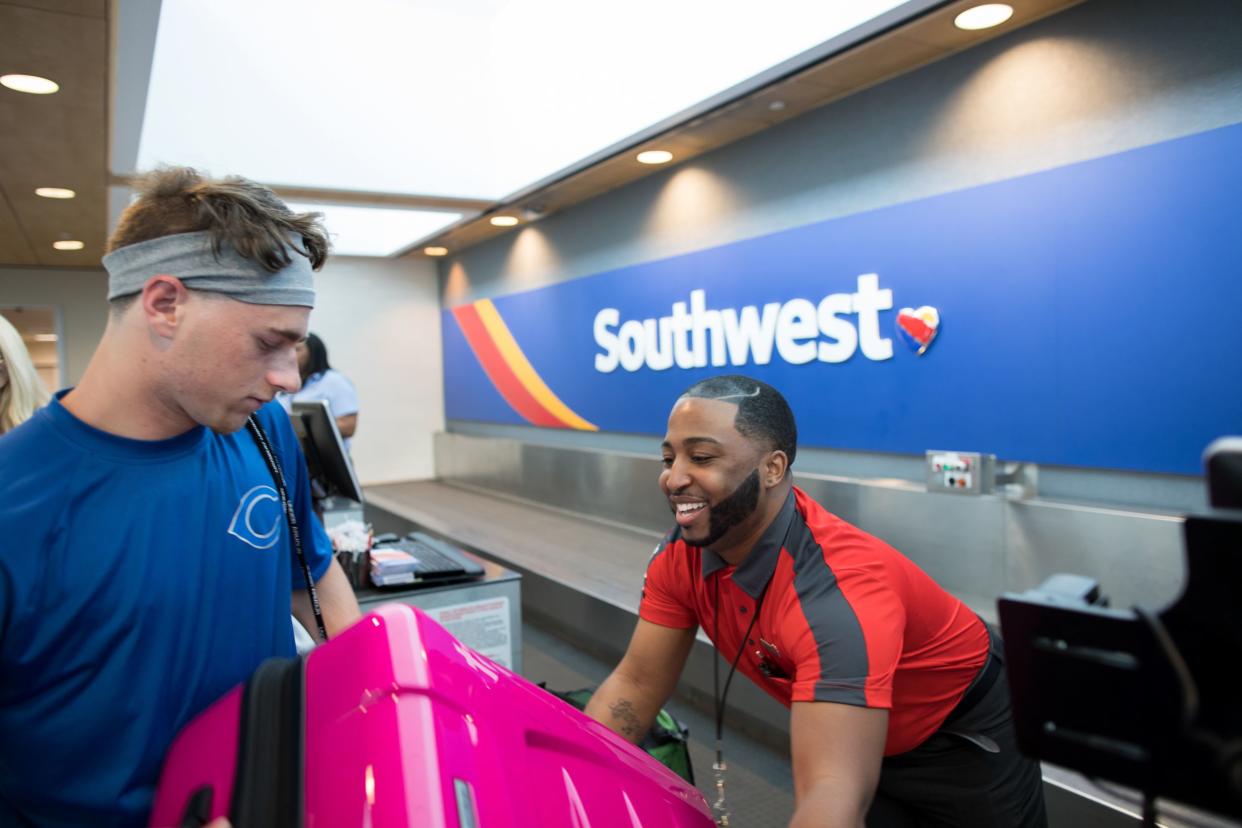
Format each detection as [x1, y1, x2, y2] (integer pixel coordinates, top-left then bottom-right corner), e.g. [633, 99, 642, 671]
[639, 486, 989, 756]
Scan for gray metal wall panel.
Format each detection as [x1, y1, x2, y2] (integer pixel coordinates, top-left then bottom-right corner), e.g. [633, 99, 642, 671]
[1003, 500, 1186, 610]
[434, 432, 1188, 612]
[872, 487, 1007, 608]
[434, 432, 672, 531]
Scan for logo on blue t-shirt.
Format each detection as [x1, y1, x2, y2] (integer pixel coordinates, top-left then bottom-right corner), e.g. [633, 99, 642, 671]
[227, 485, 283, 549]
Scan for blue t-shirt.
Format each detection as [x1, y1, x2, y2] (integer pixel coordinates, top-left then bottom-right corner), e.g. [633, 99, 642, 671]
[0, 394, 332, 827]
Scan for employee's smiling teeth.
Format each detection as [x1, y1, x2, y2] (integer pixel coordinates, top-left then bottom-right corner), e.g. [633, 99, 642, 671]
[674, 500, 707, 523]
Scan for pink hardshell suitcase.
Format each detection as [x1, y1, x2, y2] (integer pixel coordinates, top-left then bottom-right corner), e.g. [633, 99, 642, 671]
[149, 603, 714, 827]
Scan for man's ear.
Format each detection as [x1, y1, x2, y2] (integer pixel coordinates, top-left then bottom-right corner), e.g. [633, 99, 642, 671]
[140, 274, 189, 339]
[764, 449, 789, 488]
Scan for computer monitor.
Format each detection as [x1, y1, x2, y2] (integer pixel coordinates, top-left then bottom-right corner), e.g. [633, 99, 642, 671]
[289, 399, 364, 504]
[998, 436, 1242, 822]
[1204, 437, 1242, 509]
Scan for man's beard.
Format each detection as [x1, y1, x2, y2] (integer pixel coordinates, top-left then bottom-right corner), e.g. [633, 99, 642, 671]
[691, 469, 761, 548]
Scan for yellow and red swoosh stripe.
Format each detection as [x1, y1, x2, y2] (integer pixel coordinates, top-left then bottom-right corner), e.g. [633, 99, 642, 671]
[452, 299, 598, 431]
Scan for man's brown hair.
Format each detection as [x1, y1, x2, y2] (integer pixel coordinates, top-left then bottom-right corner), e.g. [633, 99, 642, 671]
[107, 167, 330, 273]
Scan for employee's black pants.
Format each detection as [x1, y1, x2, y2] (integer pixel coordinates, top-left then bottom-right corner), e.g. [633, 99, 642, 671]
[866, 648, 1047, 827]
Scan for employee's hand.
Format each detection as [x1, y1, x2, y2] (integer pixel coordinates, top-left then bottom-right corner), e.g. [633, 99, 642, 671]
[206, 819, 231, 828]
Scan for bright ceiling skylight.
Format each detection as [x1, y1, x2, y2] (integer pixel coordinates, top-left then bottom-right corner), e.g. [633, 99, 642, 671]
[283, 203, 463, 258]
[135, 0, 913, 202]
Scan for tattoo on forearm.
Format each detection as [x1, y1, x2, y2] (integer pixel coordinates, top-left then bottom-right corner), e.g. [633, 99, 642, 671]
[608, 698, 644, 740]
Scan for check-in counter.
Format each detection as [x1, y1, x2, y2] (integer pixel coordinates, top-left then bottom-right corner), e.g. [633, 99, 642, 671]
[353, 547, 522, 674]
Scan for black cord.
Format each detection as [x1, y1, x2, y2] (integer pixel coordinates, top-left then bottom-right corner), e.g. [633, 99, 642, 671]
[1089, 609, 1195, 828]
[713, 575, 765, 761]
[1141, 791, 1157, 828]
[1134, 607, 1198, 727]
[711, 511, 792, 758]
[247, 415, 327, 642]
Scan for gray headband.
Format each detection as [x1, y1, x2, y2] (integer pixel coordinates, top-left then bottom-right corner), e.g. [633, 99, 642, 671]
[102, 230, 316, 308]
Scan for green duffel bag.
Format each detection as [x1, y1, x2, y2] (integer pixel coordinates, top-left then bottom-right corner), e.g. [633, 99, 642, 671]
[550, 686, 695, 785]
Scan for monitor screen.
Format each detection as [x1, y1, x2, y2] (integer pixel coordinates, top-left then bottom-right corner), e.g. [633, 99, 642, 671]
[290, 399, 364, 503]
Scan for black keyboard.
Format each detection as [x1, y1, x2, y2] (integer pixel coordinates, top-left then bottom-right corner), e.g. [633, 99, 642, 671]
[371, 532, 484, 580]
[370, 539, 463, 577]
[402, 540, 465, 575]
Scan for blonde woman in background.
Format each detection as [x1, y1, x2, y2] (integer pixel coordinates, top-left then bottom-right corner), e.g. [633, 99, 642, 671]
[0, 315, 50, 435]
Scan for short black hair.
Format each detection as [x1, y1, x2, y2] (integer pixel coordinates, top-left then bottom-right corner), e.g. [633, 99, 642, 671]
[303, 332, 331, 378]
[680, 375, 797, 468]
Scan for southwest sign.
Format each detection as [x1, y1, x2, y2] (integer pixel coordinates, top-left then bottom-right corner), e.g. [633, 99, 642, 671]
[443, 121, 1242, 475]
[593, 276, 898, 373]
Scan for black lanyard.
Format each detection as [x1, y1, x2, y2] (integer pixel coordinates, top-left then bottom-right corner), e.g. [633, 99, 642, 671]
[246, 414, 327, 642]
[712, 574, 768, 753]
[710, 511, 792, 766]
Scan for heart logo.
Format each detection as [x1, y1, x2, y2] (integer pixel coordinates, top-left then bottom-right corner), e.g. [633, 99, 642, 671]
[896, 306, 940, 356]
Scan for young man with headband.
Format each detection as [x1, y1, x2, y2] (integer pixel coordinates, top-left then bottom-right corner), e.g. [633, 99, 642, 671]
[0, 167, 361, 827]
[585, 375, 1045, 827]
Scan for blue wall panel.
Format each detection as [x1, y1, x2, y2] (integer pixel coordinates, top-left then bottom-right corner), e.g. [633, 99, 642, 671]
[443, 121, 1242, 474]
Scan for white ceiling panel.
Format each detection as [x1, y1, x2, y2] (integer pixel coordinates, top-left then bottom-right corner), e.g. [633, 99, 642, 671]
[283, 202, 464, 257]
[135, 0, 912, 201]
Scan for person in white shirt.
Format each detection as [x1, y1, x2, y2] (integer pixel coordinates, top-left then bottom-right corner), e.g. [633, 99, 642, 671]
[278, 332, 359, 450]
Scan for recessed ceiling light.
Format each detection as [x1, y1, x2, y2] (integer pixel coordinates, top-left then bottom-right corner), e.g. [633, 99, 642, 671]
[52, 240, 84, 251]
[636, 150, 674, 165]
[424, 246, 448, 256]
[1, 74, 59, 95]
[954, 4, 1014, 30]
[489, 216, 519, 227]
[33, 334, 59, 342]
[35, 187, 76, 199]
[768, 100, 787, 112]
